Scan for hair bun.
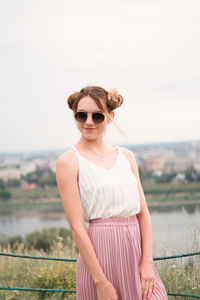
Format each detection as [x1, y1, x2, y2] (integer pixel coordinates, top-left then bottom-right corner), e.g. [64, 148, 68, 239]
[107, 88, 123, 110]
[67, 92, 80, 110]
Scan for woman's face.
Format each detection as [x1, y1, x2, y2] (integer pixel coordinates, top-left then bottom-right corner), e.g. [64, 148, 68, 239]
[74, 96, 114, 140]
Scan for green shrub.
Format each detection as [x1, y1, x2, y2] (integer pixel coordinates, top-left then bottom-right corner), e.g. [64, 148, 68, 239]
[24, 228, 77, 254]
[0, 189, 11, 200]
[1, 235, 23, 249]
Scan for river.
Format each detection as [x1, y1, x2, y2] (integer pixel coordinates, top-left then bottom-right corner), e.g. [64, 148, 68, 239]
[0, 202, 200, 255]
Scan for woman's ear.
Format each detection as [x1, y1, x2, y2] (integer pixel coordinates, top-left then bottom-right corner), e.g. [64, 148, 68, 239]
[107, 111, 114, 124]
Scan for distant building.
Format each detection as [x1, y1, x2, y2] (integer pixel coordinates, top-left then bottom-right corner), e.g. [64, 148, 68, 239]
[0, 167, 21, 182]
[21, 179, 38, 190]
[152, 170, 163, 177]
[140, 153, 165, 172]
[171, 173, 187, 184]
[46, 158, 56, 173]
[20, 162, 36, 176]
[33, 158, 47, 168]
[194, 162, 200, 172]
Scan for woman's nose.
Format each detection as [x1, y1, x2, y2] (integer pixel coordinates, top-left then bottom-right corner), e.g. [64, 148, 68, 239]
[85, 114, 94, 125]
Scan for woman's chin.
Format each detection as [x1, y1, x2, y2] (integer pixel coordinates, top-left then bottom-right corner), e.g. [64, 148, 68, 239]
[82, 132, 96, 139]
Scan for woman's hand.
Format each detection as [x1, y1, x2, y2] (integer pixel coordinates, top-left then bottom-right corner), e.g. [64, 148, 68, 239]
[139, 261, 157, 300]
[96, 278, 119, 300]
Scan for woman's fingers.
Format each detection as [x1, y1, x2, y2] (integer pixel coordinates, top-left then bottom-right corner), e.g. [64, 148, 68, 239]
[146, 281, 156, 299]
[142, 279, 156, 299]
[139, 262, 157, 299]
[142, 279, 149, 300]
[152, 281, 157, 294]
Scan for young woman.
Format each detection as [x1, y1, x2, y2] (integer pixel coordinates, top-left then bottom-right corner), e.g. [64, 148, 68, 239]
[56, 86, 168, 300]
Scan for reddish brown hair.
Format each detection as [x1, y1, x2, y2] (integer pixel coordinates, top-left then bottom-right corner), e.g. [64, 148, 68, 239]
[67, 86, 123, 113]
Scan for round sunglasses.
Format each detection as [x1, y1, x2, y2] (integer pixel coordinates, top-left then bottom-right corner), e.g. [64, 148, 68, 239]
[74, 111, 105, 124]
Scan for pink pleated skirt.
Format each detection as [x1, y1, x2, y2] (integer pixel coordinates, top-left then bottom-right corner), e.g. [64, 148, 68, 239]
[76, 214, 168, 299]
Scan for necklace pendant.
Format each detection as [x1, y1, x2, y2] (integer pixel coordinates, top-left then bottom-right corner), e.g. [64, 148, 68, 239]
[99, 155, 105, 161]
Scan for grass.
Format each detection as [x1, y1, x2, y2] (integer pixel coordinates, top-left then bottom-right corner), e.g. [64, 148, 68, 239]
[2, 186, 60, 201]
[143, 181, 200, 193]
[0, 237, 77, 299]
[0, 182, 199, 215]
[1, 182, 200, 202]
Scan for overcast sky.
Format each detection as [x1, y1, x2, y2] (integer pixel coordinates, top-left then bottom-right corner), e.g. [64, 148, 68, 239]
[0, 0, 200, 153]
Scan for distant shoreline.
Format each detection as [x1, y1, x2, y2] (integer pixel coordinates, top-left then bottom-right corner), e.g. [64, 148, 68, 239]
[148, 198, 200, 207]
[0, 198, 200, 217]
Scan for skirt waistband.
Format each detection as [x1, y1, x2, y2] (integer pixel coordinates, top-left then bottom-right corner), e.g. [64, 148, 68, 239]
[89, 214, 138, 227]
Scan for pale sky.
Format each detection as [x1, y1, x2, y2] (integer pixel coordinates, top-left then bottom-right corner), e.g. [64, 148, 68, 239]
[0, 0, 200, 152]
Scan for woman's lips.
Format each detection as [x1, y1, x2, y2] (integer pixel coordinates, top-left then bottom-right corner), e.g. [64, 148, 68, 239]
[85, 128, 95, 132]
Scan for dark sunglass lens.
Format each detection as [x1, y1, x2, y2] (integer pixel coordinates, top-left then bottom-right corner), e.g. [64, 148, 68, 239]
[75, 112, 87, 123]
[93, 113, 105, 123]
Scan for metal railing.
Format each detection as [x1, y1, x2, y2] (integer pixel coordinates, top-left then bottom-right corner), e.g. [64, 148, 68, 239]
[0, 251, 200, 298]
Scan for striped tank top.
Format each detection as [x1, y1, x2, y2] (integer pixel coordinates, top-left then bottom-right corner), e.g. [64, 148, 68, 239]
[71, 145, 140, 223]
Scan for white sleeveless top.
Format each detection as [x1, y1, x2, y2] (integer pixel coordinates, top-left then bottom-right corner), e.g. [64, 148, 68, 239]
[71, 145, 140, 223]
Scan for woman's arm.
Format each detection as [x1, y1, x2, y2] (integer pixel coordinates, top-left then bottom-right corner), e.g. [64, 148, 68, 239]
[121, 147, 154, 263]
[56, 151, 107, 285]
[121, 148, 156, 299]
[56, 152, 120, 299]
[131, 171, 154, 264]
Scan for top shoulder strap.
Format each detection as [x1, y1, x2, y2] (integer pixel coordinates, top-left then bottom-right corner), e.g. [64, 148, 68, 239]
[115, 145, 120, 152]
[70, 146, 79, 157]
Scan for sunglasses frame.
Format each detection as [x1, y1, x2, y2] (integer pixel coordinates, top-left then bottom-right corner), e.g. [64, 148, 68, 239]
[74, 111, 105, 124]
